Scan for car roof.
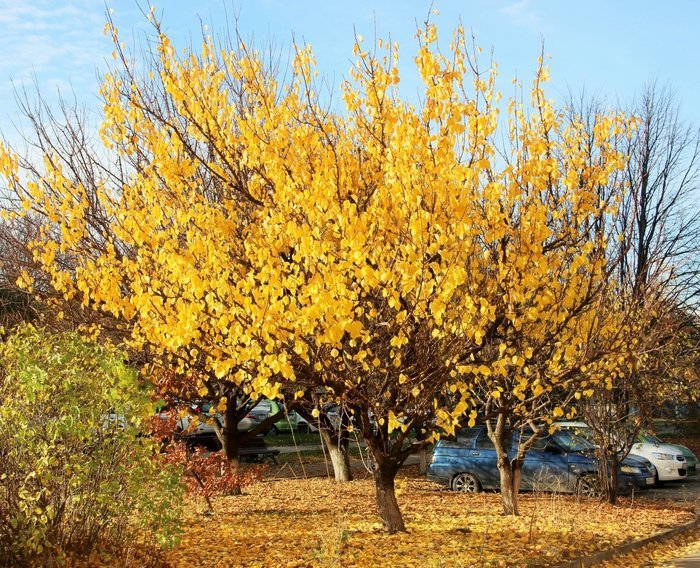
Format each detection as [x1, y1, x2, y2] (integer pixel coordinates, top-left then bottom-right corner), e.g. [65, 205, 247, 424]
[552, 421, 589, 428]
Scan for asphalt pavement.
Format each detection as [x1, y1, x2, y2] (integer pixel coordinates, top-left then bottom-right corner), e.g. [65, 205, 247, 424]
[639, 476, 700, 508]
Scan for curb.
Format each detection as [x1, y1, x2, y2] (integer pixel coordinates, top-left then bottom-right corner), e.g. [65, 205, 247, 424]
[556, 510, 699, 567]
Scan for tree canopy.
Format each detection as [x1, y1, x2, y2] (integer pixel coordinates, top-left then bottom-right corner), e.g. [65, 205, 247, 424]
[0, 16, 640, 529]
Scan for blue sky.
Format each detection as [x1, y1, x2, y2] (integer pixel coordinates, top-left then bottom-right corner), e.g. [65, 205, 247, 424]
[0, 0, 698, 145]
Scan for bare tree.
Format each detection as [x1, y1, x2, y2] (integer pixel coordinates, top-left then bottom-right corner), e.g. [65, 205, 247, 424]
[620, 82, 700, 305]
[569, 83, 700, 503]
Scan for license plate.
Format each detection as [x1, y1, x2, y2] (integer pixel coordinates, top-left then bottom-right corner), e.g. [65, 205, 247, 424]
[645, 477, 655, 485]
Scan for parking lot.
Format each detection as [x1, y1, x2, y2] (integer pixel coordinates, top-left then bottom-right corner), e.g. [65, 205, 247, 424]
[641, 476, 700, 510]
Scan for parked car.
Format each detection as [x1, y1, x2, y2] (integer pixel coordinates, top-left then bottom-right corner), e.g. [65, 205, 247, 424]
[255, 399, 313, 434]
[554, 421, 688, 483]
[635, 431, 696, 479]
[172, 400, 267, 450]
[427, 425, 656, 495]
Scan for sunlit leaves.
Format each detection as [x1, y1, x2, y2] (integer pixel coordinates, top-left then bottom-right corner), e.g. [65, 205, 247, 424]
[164, 475, 694, 567]
[0, 16, 634, 459]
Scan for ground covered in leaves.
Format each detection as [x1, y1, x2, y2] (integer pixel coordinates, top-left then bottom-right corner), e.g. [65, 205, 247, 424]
[601, 525, 700, 567]
[165, 468, 695, 567]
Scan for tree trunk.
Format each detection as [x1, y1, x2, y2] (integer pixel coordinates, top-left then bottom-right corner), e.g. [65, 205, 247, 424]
[222, 404, 242, 495]
[496, 453, 522, 516]
[488, 417, 522, 516]
[372, 459, 405, 533]
[598, 451, 618, 504]
[607, 466, 619, 505]
[319, 428, 352, 481]
[419, 446, 430, 475]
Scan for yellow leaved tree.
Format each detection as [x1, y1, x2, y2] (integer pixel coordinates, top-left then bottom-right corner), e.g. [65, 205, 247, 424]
[454, 81, 635, 515]
[0, 12, 633, 531]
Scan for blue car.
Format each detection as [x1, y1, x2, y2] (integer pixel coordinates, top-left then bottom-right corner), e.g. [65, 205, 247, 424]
[427, 425, 657, 495]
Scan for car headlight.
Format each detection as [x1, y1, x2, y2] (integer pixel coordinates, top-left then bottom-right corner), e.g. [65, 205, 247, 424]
[651, 453, 675, 460]
[620, 465, 642, 474]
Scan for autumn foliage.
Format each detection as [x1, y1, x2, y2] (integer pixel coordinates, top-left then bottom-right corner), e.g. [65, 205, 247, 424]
[0, 326, 183, 566]
[165, 473, 696, 567]
[0, 12, 643, 530]
[160, 444, 265, 512]
[151, 412, 266, 512]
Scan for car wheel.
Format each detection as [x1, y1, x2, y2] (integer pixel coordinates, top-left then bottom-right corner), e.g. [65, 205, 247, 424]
[576, 474, 600, 498]
[297, 423, 309, 434]
[268, 425, 280, 436]
[452, 472, 480, 493]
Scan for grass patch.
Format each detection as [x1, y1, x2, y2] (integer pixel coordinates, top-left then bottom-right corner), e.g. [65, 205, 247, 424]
[265, 432, 324, 447]
[276, 449, 327, 466]
[275, 446, 367, 467]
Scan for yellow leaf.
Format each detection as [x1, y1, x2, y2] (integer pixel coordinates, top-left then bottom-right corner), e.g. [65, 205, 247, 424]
[345, 320, 363, 339]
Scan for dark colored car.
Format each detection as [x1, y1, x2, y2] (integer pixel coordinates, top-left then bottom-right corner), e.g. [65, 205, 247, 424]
[427, 425, 657, 495]
[165, 400, 269, 451]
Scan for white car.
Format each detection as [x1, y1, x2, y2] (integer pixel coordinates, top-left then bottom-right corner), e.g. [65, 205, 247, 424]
[552, 421, 687, 483]
[255, 399, 318, 434]
[629, 438, 688, 483]
[637, 432, 698, 477]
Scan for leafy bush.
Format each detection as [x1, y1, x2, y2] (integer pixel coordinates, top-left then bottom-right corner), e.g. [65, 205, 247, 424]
[0, 326, 184, 566]
[151, 412, 266, 512]
[158, 442, 266, 513]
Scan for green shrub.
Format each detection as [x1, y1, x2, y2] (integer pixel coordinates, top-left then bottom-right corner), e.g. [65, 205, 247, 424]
[0, 325, 184, 566]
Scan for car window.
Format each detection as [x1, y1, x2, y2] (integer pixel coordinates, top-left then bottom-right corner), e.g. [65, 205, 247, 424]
[554, 428, 596, 452]
[474, 428, 518, 450]
[456, 429, 478, 446]
[440, 429, 479, 448]
[475, 429, 496, 450]
[516, 429, 549, 451]
[639, 432, 662, 444]
[529, 436, 550, 451]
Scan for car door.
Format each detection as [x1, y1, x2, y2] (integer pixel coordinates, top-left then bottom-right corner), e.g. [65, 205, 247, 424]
[429, 428, 479, 483]
[469, 427, 502, 490]
[519, 433, 569, 492]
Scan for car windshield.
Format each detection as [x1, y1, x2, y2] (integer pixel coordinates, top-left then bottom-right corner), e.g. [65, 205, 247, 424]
[554, 427, 597, 452]
[638, 432, 662, 444]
